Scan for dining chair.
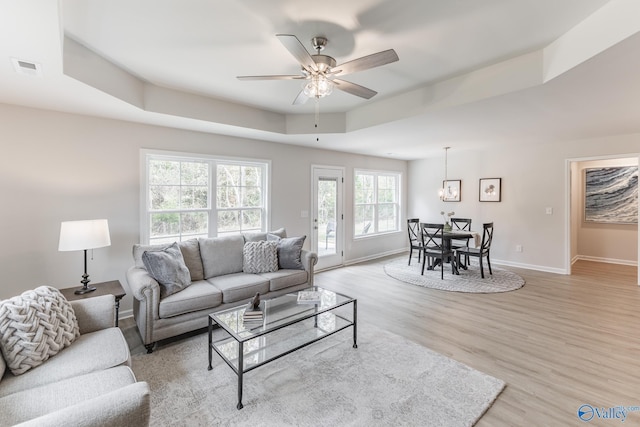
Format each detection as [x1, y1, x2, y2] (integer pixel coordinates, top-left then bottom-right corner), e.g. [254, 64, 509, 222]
[455, 222, 494, 278]
[407, 218, 422, 265]
[420, 223, 456, 279]
[325, 221, 336, 249]
[450, 217, 472, 266]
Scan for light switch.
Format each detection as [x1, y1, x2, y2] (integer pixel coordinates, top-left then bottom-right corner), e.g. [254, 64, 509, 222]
[301, 210, 309, 218]
[545, 207, 553, 215]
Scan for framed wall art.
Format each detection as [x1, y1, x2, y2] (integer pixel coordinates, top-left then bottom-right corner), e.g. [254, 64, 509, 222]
[479, 178, 501, 202]
[585, 166, 638, 224]
[442, 180, 461, 202]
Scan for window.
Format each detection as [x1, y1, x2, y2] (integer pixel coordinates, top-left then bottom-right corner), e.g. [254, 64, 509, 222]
[354, 170, 401, 237]
[142, 151, 269, 244]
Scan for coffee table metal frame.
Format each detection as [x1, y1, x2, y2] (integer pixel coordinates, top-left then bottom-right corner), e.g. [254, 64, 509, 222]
[208, 287, 357, 409]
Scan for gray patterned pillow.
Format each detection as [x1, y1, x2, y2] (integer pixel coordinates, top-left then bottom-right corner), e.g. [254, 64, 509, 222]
[243, 241, 279, 273]
[267, 235, 306, 270]
[0, 286, 80, 375]
[142, 242, 192, 298]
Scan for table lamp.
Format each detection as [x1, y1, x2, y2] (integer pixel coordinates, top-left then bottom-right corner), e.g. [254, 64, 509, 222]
[58, 219, 111, 294]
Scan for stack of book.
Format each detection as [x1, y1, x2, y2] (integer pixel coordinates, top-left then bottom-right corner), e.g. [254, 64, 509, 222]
[297, 290, 321, 304]
[243, 307, 264, 325]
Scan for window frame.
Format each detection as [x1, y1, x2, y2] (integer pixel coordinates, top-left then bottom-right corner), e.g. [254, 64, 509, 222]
[140, 149, 270, 244]
[353, 169, 402, 238]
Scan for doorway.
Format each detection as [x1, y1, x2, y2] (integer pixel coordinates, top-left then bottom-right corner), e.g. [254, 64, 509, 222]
[566, 155, 639, 284]
[311, 166, 344, 270]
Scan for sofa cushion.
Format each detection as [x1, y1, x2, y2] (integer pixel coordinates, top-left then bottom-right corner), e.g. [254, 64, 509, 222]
[0, 286, 80, 376]
[133, 242, 168, 269]
[0, 327, 130, 398]
[142, 242, 192, 298]
[243, 241, 279, 274]
[206, 273, 269, 304]
[159, 281, 223, 318]
[178, 239, 205, 281]
[0, 365, 137, 426]
[199, 235, 245, 278]
[259, 269, 309, 292]
[243, 227, 287, 243]
[267, 235, 307, 270]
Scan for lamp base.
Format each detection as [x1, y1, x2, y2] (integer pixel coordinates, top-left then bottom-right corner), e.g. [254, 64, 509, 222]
[74, 285, 96, 295]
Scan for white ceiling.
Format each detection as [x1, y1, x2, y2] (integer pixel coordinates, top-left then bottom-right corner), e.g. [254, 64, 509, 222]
[1, 0, 639, 159]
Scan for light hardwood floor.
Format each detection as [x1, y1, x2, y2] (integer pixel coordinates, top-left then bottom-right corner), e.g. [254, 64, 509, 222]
[314, 257, 640, 427]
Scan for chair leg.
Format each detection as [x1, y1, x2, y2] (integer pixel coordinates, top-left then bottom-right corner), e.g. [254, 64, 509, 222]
[408, 249, 413, 266]
[421, 254, 426, 275]
[487, 255, 492, 276]
[479, 256, 485, 279]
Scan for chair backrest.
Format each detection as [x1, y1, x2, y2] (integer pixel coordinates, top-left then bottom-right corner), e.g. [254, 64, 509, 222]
[480, 222, 494, 251]
[326, 221, 336, 234]
[451, 218, 471, 231]
[420, 223, 444, 250]
[407, 218, 420, 243]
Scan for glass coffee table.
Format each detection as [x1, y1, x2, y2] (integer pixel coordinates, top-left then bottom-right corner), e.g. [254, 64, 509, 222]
[208, 286, 357, 409]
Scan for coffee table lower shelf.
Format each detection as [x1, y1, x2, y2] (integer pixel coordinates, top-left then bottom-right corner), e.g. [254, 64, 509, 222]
[208, 297, 357, 410]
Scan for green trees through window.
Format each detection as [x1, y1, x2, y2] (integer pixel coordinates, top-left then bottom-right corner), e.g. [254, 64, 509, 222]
[354, 170, 400, 237]
[144, 153, 268, 244]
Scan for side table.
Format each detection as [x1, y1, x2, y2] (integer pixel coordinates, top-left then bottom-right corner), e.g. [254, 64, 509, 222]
[60, 280, 126, 327]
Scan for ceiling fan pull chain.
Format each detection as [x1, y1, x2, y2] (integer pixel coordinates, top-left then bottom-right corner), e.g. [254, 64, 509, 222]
[315, 97, 320, 142]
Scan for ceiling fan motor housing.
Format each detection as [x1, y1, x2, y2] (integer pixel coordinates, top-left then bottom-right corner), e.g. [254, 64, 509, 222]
[310, 55, 336, 73]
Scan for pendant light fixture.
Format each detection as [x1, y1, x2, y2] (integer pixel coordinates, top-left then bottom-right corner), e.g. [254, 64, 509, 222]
[438, 147, 458, 201]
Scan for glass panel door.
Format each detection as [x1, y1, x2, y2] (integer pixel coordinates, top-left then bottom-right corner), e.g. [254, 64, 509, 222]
[312, 167, 343, 270]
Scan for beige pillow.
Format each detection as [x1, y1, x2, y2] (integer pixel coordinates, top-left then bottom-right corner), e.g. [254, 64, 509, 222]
[0, 286, 80, 375]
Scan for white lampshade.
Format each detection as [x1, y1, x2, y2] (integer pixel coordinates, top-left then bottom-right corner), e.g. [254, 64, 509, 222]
[59, 219, 111, 252]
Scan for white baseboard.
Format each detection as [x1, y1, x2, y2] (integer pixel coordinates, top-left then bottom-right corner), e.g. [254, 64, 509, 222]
[573, 255, 638, 267]
[490, 259, 568, 275]
[119, 308, 133, 320]
[343, 248, 407, 266]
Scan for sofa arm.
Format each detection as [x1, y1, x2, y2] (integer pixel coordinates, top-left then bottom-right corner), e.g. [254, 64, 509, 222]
[71, 295, 116, 335]
[301, 249, 318, 285]
[126, 266, 161, 346]
[15, 382, 150, 427]
[126, 267, 160, 302]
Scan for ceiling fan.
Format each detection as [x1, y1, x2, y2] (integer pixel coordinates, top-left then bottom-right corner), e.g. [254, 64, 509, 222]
[237, 34, 399, 105]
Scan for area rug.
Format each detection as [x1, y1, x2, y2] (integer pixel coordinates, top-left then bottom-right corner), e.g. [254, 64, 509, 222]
[131, 325, 505, 426]
[384, 258, 525, 293]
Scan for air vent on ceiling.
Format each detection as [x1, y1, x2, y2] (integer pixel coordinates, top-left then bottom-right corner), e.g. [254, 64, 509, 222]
[11, 58, 42, 77]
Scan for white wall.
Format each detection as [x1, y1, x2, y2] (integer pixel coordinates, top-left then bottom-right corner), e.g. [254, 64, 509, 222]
[408, 135, 640, 274]
[573, 157, 638, 264]
[0, 103, 408, 314]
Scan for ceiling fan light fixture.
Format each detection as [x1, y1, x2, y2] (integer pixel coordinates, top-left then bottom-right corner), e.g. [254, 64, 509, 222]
[303, 74, 334, 98]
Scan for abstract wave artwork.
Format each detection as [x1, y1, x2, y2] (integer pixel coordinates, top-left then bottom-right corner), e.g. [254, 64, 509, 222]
[585, 166, 638, 224]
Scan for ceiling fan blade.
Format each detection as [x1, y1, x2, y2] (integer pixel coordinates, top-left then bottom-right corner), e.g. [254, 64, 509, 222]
[293, 90, 310, 105]
[333, 49, 399, 76]
[333, 79, 378, 99]
[237, 75, 305, 80]
[276, 34, 318, 72]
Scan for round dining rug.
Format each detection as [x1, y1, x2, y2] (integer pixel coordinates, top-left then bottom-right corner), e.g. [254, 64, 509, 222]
[384, 257, 525, 293]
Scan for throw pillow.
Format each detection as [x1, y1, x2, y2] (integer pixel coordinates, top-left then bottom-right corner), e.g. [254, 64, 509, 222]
[142, 242, 192, 298]
[0, 286, 80, 375]
[267, 234, 306, 270]
[178, 239, 204, 281]
[243, 241, 279, 273]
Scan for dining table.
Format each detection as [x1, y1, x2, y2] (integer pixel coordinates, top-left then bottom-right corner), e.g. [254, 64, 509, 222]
[426, 229, 482, 275]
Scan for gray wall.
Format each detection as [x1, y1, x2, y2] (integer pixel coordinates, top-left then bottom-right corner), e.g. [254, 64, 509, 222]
[0, 103, 408, 314]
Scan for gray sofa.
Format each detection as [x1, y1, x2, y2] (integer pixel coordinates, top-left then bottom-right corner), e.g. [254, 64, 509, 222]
[0, 294, 150, 427]
[127, 230, 318, 353]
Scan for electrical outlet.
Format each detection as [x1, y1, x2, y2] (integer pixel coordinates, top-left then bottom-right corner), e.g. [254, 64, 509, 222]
[516, 245, 523, 253]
